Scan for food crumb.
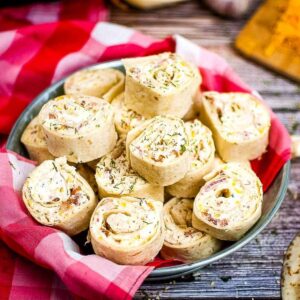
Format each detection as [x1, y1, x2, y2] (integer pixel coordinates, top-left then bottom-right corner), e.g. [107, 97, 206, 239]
[220, 276, 232, 282]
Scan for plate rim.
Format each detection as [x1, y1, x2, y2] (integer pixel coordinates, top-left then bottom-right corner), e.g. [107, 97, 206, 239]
[6, 60, 291, 279]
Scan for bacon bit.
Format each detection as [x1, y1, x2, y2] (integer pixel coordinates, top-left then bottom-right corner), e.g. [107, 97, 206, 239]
[171, 150, 179, 157]
[69, 195, 80, 206]
[61, 194, 80, 211]
[184, 229, 194, 237]
[216, 108, 222, 120]
[153, 154, 165, 162]
[49, 113, 56, 119]
[100, 227, 110, 237]
[203, 211, 228, 227]
[71, 187, 81, 196]
[205, 95, 215, 104]
[60, 201, 71, 212]
[207, 216, 218, 226]
[220, 219, 229, 227]
[203, 177, 227, 192]
[30, 130, 38, 135]
[203, 212, 218, 226]
[58, 187, 81, 210]
[52, 197, 60, 202]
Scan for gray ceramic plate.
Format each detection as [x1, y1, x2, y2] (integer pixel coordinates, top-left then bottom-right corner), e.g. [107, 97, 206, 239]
[7, 60, 290, 281]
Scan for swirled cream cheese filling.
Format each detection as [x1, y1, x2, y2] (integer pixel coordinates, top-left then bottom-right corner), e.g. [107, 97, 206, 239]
[112, 94, 146, 134]
[25, 118, 48, 147]
[186, 120, 214, 170]
[32, 166, 69, 205]
[127, 53, 195, 95]
[197, 164, 261, 228]
[205, 93, 270, 143]
[165, 198, 205, 245]
[25, 158, 90, 224]
[91, 198, 160, 248]
[116, 106, 145, 133]
[96, 141, 147, 194]
[42, 95, 110, 136]
[66, 69, 121, 95]
[130, 116, 188, 163]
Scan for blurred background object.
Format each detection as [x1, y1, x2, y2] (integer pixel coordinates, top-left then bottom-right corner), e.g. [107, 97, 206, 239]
[0, 0, 258, 17]
[111, 0, 258, 16]
[112, 0, 189, 10]
[204, 0, 257, 18]
[236, 0, 300, 83]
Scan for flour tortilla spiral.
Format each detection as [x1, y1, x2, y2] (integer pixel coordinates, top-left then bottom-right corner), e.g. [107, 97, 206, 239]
[123, 52, 201, 118]
[126, 115, 190, 186]
[64, 68, 124, 102]
[21, 117, 54, 164]
[200, 92, 270, 162]
[95, 139, 163, 201]
[90, 196, 164, 265]
[166, 120, 215, 198]
[161, 197, 222, 262]
[39, 94, 117, 163]
[111, 92, 146, 137]
[192, 162, 263, 241]
[22, 157, 97, 236]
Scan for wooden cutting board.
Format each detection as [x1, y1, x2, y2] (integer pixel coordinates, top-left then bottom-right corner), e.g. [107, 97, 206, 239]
[235, 0, 300, 82]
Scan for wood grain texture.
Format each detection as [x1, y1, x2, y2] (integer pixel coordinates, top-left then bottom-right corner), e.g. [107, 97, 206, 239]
[110, 1, 300, 298]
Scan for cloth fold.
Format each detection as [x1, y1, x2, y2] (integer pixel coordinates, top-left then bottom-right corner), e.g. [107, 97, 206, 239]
[0, 0, 109, 31]
[0, 2, 291, 299]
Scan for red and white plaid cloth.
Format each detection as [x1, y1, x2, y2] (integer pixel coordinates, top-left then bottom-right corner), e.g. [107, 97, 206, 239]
[0, 1, 291, 299]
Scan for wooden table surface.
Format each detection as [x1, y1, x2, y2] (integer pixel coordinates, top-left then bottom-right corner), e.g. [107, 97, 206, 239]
[111, 1, 300, 298]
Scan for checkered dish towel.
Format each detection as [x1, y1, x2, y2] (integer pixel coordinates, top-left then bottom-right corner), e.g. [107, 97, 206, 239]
[0, 2, 291, 299]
